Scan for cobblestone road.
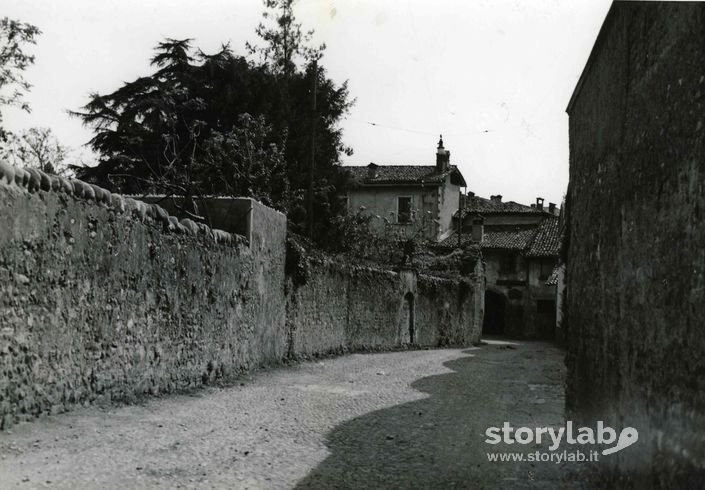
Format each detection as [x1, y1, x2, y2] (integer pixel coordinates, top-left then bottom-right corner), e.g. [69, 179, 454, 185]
[0, 340, 569, 489]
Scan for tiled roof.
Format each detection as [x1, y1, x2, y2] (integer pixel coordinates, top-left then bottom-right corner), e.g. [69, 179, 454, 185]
[437, 227, 537, 250]
[545, 264, 562, 286]
[437, 216, 560, 256]
[345, 165, 462, 186]
[436, 232, 474, 249]
[526, 216, 561, 257]
[459, 195, 548, 218]
[482, 229, 537, 250]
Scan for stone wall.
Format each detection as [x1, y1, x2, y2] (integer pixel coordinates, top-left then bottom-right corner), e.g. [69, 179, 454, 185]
[285, 241, 483, 357]
[565, 2, 705, 486]
[0, 164, 482, 429]
[0, 166, 288, 430]
[135, 196, 254, 239]
[415, 273, 481, 346]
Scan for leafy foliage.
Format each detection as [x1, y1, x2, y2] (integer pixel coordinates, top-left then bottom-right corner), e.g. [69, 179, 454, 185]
[74, 2, 354, 241]
[0, 17, 41, 143]
[72, 40, 287, 219]
[4, 127, 68, 175]
[326, 209, 434, 266]
[195, 113, 289, 208]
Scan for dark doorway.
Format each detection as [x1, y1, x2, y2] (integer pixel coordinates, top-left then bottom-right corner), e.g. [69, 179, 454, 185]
[483, 291, 506, 335]
[536, 299, 556, 339]
[402, 293, 415, 344]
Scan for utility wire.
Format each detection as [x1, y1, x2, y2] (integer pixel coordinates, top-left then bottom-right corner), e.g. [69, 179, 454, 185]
[347, 118, 493, 137]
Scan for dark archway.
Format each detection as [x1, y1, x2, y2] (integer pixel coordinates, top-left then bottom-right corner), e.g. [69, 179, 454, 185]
[483, 290, 506, 335]
[402, 292, 415, 344]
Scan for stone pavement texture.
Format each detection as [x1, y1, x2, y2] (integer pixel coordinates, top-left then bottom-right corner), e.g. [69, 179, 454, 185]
[0, 340, 570, 489]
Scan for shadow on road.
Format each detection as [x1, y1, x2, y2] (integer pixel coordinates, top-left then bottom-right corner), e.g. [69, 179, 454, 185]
[295, 342, 568, 489]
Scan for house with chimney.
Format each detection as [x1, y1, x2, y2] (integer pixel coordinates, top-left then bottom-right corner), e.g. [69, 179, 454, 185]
[344, 137, 467, 241]
[439, 193, 561, 338]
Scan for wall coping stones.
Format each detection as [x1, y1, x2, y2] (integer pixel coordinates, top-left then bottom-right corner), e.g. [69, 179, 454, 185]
[0, 160, 245, 247]
[125, 194, 287, 219]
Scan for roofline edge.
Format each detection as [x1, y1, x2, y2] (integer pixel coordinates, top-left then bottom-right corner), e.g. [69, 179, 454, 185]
[566, 1, 620, 114]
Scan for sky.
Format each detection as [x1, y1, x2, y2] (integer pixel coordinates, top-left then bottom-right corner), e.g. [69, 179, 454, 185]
[3, 0, 613, 206]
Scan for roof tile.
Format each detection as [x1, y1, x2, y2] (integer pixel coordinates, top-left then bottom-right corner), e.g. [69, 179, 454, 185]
[345, 165, 459, 185]
[437, 228, 537, 250]
[545, 264, 562, 286]
[460, 195, 548, 217]
[526, 216, 561, 257]
[482, 229, 537, 250]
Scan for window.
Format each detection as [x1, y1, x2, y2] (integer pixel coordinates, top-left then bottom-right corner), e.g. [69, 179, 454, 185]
[397, 197, 412, 224]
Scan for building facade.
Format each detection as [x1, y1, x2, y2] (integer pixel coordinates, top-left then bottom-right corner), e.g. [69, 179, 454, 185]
[440, 194, 561, 338]
[345, 137, 467, 241]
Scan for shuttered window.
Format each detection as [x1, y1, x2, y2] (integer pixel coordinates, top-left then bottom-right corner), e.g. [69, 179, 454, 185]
[397, 197, 412, 224]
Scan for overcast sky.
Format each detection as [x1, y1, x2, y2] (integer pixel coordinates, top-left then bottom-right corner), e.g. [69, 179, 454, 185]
[3, 0, 612, 206]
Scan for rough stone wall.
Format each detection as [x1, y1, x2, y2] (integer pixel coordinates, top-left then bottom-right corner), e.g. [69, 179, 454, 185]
[136, 196, 254, 239]
[286, 245, 483, 357]
[415, 274, 478, 346]
[0, 164, 483, 429]
[0, 168, 287, 430]
[566, 2, 705, 486]
[554, 264, 566, 340]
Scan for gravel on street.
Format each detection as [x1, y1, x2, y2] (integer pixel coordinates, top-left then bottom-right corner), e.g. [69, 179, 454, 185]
[0, 339, 568, 489]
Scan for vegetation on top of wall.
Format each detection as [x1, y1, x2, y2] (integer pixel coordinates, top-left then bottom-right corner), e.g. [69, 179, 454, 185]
[285, 227, 482, 291]
[416, 246, 482, 278]
[316, 207, 484, 277]
[286, 233, 386, 285]
[285, 235, 313, 287]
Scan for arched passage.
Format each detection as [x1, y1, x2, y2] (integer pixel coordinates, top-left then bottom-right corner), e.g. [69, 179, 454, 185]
[401, 292, 415, 344]
[483, 290, 507, 335]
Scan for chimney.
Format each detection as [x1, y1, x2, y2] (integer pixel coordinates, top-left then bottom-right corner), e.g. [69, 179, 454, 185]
[490, 195, 503, 204]
[467, 191, 475, 198]
[549, 202, 556, 215]
[536, 197, 544, 211]
[367, 162, 378, 180]
[436, 135, 450, 172]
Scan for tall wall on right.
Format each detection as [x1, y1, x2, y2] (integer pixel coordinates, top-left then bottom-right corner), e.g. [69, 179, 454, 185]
[565, 2, 705, 486]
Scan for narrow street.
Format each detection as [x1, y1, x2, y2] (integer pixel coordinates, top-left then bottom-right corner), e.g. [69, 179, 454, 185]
[0, 340, 568, 489]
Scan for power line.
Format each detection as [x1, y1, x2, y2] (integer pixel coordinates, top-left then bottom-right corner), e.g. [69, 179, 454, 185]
[347, 118, 493, 137]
